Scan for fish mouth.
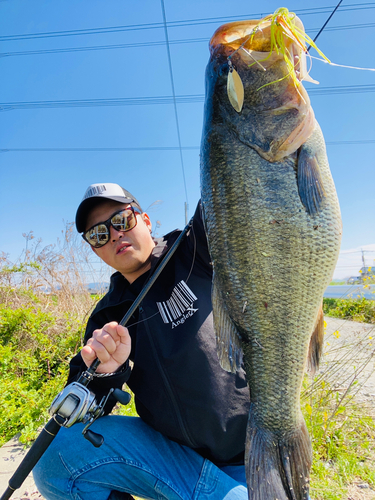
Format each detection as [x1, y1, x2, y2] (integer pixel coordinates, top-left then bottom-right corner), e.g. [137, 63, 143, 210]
[210, 19, 277, 54]
[209, 17, 311, 88]
[208, 16, 316, 161]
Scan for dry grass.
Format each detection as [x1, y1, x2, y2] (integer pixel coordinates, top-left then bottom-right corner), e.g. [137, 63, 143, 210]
[0, 223, 111, 323]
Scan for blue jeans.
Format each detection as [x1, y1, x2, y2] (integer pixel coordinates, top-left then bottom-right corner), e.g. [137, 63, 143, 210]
[33, 416, 248, 500]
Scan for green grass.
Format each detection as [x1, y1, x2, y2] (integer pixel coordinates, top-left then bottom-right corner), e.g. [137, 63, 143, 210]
[323, 297, 375, 324]
[302, 375, 375, 499]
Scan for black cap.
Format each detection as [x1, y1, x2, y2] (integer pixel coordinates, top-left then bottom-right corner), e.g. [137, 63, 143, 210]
[75, 183, 142, 233]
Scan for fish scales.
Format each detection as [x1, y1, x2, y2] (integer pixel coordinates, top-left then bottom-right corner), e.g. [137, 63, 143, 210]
[202, 128, 340, 426]
[200, 12, 342, 500]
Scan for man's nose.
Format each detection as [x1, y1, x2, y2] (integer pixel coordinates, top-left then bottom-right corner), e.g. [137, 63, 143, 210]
[110, 225, 125, 242]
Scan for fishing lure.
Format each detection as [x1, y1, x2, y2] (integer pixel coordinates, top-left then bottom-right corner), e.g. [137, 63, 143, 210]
[251, 8, 330, 89]
[226, 7, 331, 110]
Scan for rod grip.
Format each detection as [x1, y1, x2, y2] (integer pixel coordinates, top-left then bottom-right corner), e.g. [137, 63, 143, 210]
[3, 417, 62, 496]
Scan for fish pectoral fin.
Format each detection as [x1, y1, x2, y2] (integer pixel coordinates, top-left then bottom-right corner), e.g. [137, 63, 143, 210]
[307, 304, 325, 376]
[297, 145, 326, 215]
[212, 275, 243, 373]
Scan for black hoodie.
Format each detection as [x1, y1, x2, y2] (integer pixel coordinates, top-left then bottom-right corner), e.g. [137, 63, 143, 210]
[68, 202, 250, 465]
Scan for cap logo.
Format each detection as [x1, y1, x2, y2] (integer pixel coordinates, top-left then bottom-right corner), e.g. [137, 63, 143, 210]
[83, 184, 107, 200]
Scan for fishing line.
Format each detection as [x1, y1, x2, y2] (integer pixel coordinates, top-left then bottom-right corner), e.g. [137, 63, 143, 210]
[124, 216, 197, 330]
[184, 223, 197, 285]
[126, 311, 160, 329]
[310, 55, 375, 72]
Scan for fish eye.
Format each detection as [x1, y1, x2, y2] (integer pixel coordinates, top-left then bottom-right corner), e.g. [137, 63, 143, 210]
[218, 61, 230, 78]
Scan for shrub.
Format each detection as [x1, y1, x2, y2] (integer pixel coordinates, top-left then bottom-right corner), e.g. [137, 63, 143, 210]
[0, 226, 109, 444]
[0, 303, 85, 445]
[323, 297, 375, 324]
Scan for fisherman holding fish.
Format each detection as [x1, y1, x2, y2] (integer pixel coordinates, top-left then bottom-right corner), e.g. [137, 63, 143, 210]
[33, 182, 252, 499]
[33, 8, 341, 500]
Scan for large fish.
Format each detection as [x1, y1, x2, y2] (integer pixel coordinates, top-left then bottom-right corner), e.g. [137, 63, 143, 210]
[200, 10, 342, 500]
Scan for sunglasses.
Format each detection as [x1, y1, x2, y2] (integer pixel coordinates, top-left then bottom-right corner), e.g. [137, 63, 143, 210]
[82, 206, 142, 248]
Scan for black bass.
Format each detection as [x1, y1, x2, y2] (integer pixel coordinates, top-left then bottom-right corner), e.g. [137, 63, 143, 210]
[200, 10, 342, 500]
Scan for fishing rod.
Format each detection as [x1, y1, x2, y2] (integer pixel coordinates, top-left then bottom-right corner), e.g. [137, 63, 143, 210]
[307, 0, 343, 52]
[0, 215, 194, 500]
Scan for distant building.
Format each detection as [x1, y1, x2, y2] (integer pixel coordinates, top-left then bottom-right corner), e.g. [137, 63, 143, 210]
[347, 276, 361, 285]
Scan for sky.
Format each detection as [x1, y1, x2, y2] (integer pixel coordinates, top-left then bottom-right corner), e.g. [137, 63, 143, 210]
[0, 0, 374, 280]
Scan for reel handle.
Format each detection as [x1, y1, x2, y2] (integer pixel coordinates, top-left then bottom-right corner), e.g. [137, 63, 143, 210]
[83, 429, 104, 448]
[113, 388, 131, 405]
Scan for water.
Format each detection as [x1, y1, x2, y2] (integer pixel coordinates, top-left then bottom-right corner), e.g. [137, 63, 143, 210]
[324, 285, 374, 300]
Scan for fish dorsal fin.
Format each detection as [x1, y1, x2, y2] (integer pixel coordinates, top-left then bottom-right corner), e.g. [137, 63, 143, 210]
[212, 273, 243, 373]
[297, 144, 326, 215]
[307, 304, 324, 375]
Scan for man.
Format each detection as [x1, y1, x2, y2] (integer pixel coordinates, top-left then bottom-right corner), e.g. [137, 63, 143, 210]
[33, 182, 250, 500]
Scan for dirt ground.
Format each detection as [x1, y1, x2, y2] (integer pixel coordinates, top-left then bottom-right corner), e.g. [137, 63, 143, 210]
[324, 317, 375, 416]
[346, 482, 375, 500]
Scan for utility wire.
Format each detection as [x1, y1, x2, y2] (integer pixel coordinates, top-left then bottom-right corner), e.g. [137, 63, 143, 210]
[0, 85, 374, 111]
[0, 3, 374, 41]
[1, 140, 374, 153]
[1, 23, 374, 58]
[307, 0, 344, 51]
[0, 147, 199, 152]
[160, 0, 189, 222]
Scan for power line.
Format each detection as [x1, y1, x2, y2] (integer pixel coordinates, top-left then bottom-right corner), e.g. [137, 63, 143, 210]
[309, 84, 375, 95]
[340, 251, 375, 254]
[0, 4, 374, 41]
[0, 147, 199, 152]
[1, 23, 374, 59]
[1, 140, 374, 153]
[0, 95, 204, 111]
[160, 0, 189, 221]
[0, 85, 374, 111]
[326, 140, 375, 145]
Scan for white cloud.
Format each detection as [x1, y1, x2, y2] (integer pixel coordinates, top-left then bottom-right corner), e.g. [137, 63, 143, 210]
[333, 244, 375, 280]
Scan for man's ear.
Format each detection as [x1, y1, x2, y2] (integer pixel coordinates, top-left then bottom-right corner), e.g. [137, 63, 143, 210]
[141, 212, 152, 233]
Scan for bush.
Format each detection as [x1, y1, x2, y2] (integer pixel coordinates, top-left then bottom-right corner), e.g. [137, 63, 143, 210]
[323, 297, 375, 323]
[0, 303, 85, 445]
[0, 226, 108, 445]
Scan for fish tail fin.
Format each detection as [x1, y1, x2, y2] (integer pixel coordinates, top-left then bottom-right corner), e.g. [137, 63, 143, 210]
[246, 407, 312, 500]
[307, 303, 324, 375]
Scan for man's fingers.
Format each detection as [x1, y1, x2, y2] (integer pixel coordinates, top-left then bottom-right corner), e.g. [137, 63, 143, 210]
[81, 344, 98, 365]
[115, 325, 131, 344]
[82, 322, 131, 370]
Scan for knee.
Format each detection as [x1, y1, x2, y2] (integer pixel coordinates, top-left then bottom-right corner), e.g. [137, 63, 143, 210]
[32, 442, 64, 498]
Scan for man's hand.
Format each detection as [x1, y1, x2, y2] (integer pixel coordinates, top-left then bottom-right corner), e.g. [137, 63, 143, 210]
[81, 322, 131, 374]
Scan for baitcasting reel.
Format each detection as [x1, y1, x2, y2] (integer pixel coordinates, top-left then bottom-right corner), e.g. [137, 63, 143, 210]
[49, 381, 131, 448]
